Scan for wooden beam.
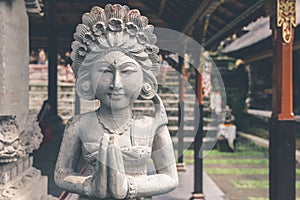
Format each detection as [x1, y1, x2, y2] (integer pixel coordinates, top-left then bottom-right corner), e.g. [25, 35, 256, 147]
[207, 21, 219, 32]
[191, 70, 204, 200]
[177, 55, 186, 171]
[30, 24, 75, 37]
[47, 0, 58, 116]
[217, 5, 235, 18]
[244, 40, 300, 63]
[271, 0, 295, 120]
[205, 0, 265, 47]
[165, 0, 182, 16]
[158, 0, 167, 17]
[53, 0, 127, 3]
[231, 0, 247, 10]
[244, 50, 272, 63]
[183, 0, 226, 35]
[127, 0, 169, 27]
[211, 14, 227, 26]
[181, 0, 212, 34]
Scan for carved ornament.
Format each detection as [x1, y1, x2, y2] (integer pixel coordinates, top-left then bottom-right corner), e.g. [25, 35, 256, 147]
[277, 0, 296, 43]
[0, 115, 43, 163]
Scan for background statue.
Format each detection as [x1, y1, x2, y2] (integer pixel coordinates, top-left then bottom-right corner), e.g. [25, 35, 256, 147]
[55, 4, 178, 200]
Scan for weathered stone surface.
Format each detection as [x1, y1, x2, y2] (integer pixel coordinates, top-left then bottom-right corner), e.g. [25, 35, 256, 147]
[0, 167, 48, 200]
[0, 156, 49, 200]
[0, 156, 32, 185]
[0, 114, 43, 163]
[0, 0, 29, 132]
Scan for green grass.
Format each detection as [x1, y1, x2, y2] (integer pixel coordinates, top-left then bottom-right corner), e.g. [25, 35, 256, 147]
[205, 168, 300, 175]
[181, 146, 267, 164]
[178, 137, 269, 164]
[203, 159, 268, 165]
[232, 180, 268, 189]
[249, 198, 300, 200]
[233, 180, 300, 189]
[203, 149, 265, 157]
[204, 168, 269, 175]
[183, 158, 194, 164]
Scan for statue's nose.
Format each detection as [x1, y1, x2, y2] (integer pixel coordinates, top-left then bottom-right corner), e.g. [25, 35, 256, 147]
[110, 71, 123, 90]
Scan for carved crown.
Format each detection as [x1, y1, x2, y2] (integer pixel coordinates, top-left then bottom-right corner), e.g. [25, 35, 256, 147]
[70, 4, 160, 76]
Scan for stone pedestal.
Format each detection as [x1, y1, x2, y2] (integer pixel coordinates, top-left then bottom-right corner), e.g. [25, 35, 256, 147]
[0, 157, 49, 200]
[0, 0, 29, 131]
[190, 193, 205, 200]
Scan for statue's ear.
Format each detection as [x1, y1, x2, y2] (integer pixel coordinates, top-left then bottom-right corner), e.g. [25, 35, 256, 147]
[76, 73, 95, 100]
[139, 74, 158, 100]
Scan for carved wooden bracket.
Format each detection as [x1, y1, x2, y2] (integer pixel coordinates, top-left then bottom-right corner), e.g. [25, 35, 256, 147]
[277, 0, 296, 43]
[24, 0, 44, 17]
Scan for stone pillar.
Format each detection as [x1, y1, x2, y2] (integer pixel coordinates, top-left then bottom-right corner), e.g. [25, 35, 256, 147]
[0, 0, 29, 132]
[0, 1, 54, 199]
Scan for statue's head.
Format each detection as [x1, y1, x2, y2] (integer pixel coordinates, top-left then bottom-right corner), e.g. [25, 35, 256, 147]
[70, 4, 160, 104]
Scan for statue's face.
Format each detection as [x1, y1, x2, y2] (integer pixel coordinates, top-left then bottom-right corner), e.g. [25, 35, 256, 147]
[91, 51, 143, 110]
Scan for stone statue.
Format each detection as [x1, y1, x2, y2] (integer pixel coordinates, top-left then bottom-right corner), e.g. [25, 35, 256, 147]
[55, 4, 178, 200]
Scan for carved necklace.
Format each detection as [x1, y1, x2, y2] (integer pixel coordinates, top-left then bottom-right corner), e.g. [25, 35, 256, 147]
[96, 110, 133, 135]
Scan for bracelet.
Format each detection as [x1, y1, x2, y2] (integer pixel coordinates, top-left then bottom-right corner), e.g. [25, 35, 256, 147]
[127, 176, 137, 199]
[83, 176, 93, 197]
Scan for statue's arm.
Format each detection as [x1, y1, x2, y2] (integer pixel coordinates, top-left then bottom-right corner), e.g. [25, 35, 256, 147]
[54, 117, 109, 198]
[54, 117, 88, 195]
[133, 125, 179, 197]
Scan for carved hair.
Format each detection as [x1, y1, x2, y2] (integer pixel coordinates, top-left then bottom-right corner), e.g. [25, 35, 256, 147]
[70, 4, 160, 100]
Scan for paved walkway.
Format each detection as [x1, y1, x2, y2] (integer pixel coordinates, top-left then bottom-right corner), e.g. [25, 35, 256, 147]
[153, 165, 226, 200]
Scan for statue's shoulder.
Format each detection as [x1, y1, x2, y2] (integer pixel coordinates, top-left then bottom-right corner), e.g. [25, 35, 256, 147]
[133, 115, 154, 125]
[66, 111, 96, 128]
[133, 114, 167, 131]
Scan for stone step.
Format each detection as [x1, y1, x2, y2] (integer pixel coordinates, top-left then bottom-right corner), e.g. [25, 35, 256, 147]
[167, 116, 212, 123]
[29, 91, 74, 96]
[132, 106, 195, 112]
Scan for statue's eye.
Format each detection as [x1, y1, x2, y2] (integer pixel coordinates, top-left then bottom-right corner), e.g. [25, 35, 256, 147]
[97, 68, 112, 73]
[121, 69, 135, 74]
[103, 69, 113, 73]
[120, 62, 138, 74]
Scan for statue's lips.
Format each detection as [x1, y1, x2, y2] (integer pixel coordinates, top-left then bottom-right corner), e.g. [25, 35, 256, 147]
[108, 92, 124, 100]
